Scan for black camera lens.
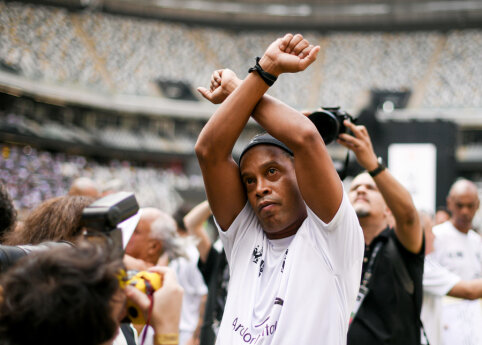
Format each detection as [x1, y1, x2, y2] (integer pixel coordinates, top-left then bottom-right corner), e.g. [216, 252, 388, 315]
[308, 107, 355, 145]
[308, 110, 341, 145]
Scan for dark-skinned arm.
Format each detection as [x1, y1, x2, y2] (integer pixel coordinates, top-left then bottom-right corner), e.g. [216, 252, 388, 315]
[195, 34, 321, 229]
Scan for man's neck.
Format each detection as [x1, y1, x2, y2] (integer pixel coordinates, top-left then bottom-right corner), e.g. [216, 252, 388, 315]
[451, 219, 471, 234]
[358, 217, 387, 245]
[266, 214, 306, 240]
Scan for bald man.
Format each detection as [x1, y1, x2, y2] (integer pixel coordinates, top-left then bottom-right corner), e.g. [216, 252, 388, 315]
[430, 179, 481, 345]
[124, 208, 208, 345]
[68, 177, 100, 199]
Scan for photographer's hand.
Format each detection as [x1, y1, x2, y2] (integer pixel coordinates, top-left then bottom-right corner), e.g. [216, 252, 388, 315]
[337, 120, 379, 171]
[125, 266, 183, 337]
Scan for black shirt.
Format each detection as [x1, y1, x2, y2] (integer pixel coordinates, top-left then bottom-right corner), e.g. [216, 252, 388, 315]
[198, 244, 229, 345]
[347, 227, 424, 345]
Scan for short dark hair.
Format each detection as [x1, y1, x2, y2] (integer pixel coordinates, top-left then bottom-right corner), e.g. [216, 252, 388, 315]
[0, 243, 123, 345]
[173, 204, 192, 231]
[0, 184, 16, 241]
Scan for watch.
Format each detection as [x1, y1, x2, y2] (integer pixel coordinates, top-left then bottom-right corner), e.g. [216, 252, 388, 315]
[368, 157, 386, 178]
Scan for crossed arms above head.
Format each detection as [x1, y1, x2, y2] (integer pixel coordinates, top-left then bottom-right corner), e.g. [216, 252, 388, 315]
[195, 33, 343, 231]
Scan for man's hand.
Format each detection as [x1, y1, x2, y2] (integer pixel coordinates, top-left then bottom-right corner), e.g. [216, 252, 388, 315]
[259, 33, 320, 76]
[123, 254, 153, 271]
[337, 120, 379, 171]
[125, 266, 183, 335]
[197, 69, 242, 104]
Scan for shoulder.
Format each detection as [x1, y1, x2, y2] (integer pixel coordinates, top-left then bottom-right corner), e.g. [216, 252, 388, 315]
[305, 190, 359, 231]
[388, 229, 424, 261]
[432, 221, 453, 237]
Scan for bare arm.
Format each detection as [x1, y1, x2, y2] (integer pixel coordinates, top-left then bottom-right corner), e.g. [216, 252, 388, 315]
[183, 200, 212, 263]
[195, 34, 321, 229]
[338, 122, 423, 253]
[251, 95, 343, 222]
[187, 294, 207, 345]
[448, 279, 482, 300]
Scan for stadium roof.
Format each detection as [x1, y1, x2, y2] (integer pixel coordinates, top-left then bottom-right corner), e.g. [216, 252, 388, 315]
[23, 0, 482, 30]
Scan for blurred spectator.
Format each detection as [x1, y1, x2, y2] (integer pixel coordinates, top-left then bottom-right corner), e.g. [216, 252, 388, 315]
[0, 243, 124, 345]
[0, 242, 184, 345]
[0, 143, 190, 215]
[182, 200, 229, 345]
[421, 209, 482, 345]
[69, 177, 100, 199]
[2, 195, 94, 245]
[435, 206, 451, 225]
[0, 183, 16, 242]
[124, 208, 207, 345]
[431, 179, 482, 344]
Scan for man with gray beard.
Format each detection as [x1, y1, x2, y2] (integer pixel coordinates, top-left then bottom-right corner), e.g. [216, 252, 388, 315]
[338, 121, 425, 345]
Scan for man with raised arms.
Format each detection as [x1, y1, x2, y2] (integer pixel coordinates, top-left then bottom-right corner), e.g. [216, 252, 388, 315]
[195, 33, 364, 344]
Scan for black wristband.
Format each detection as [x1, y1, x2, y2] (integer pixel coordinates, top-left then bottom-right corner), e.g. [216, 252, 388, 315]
[248, 57, 277, 86]
[368, 157, 386, 178]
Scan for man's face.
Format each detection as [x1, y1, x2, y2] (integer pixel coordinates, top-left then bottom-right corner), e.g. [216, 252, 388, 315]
[125, 217, 152, 262]
[447, 190, 479, 231]
[240, 145, 306, 235]
[348, 173, 388, 220]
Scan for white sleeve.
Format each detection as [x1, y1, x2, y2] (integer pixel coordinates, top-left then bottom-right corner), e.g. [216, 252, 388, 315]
[214, 202, 260, 268]
[305, 189, 364, 274]
[423, 255, 461, 296]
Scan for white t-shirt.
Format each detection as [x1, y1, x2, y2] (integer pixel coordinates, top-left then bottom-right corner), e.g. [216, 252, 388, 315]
[431, 221, 482, 345]
[169, 246, 208, 344]
[215, 191, 364, 345]
[421, 254, 460, 345]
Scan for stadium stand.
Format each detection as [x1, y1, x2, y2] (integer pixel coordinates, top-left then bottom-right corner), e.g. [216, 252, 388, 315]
[1, 1, 482, 109]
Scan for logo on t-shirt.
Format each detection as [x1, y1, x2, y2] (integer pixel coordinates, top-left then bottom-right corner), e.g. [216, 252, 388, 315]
[252, 245, 263, 264]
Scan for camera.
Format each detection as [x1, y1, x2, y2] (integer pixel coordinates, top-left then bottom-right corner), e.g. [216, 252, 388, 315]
[308, 107, 355, 145]
[0, 192, 139, 273]
[0, 241, 71, 273]
[119, 270, 163, 324]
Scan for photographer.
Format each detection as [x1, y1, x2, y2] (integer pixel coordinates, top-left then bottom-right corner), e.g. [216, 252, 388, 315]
[338, 121, 424, 345]
[0, 243, 183, 345]
[195, 33, 363, 344]
[2, 195, 94, 245]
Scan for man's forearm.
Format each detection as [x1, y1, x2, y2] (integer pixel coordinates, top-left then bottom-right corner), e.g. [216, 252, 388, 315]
[195, 73, 269, 162]
[449, 279, 482, 300]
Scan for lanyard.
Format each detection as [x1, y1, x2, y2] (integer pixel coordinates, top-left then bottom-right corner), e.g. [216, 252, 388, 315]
[349, 241, 384, 325]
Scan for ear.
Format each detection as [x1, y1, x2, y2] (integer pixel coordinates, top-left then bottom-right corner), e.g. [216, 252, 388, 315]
[148, 239, 163, 257]
[384, 206, 395, 228]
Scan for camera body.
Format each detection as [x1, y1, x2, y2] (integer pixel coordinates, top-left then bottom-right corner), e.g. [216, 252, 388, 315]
[119, 270, 163, 324]
[308, 107, 355, 145]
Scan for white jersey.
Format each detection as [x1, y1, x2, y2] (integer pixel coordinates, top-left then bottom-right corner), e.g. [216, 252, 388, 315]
[421, 254, 460, 345]
[169, 246, 208, 344]
[431, 221, 482, 345]
[215, 191, 364, 345]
